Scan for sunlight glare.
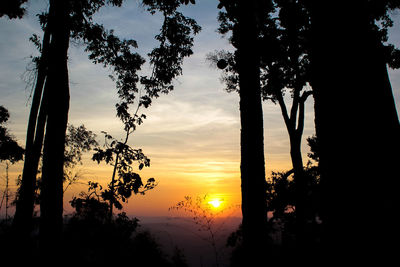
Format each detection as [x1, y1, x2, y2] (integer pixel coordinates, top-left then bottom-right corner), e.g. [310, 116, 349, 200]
[208, 198, 223, 209]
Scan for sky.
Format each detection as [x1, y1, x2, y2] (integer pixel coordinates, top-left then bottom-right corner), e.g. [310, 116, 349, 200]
[0, 0, 399, 218]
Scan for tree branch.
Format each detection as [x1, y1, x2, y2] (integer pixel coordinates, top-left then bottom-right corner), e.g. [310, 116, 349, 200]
[296, 90, 313, 136]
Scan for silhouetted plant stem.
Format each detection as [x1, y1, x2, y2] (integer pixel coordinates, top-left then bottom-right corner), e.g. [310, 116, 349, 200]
[169, 195, 227, 267]
[108, 99, 139, 220]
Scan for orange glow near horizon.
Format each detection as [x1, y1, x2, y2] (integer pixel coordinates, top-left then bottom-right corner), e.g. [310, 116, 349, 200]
[1, 148, 296, 219]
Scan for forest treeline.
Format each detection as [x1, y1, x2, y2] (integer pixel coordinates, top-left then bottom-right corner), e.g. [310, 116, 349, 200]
[1, 0, 399, 266]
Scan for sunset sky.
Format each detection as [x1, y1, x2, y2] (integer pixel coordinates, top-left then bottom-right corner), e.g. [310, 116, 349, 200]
[1, 1, 399, 218]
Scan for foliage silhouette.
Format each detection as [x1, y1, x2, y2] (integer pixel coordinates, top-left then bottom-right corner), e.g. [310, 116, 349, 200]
[92, 131, 157, 219]
[65, 181, 188, 266]
[0, 106, 24, 224]
[0, 106, 24, 163]
[63, 124, 98, 192]
[0, 0, 28, 19]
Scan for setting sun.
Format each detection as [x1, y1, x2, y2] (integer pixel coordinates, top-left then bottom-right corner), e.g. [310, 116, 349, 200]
[208, 198, 223, 209]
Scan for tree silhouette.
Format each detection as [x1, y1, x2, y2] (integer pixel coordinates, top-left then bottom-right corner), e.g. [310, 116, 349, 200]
[216, 1, 273, 264]
[13, 0, 200, 256]
[305, 0, 400, 263]
[261, 0, 314, 252]
[214, 0, 317, 256]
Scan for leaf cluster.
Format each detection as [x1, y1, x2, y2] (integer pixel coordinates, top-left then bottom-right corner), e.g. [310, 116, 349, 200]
[266, 163, 320, 220]
[82, 23, 145, 108]
[93, 132, 149, 167]
[358, 0, 400, 69]
[141, 3, 201, 99]
[92, 132, 157, 210]
[216, 0, 312, 102]
[0, 106, 24, 163]
[216, 0, 400, 101]
[0, 0, 28, 19]
[142, 0, 196, 15]
[74, 0, 200, 128]
[70, 183, 110, 223]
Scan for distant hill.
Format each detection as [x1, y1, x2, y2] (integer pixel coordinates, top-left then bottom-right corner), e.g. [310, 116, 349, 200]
[137, 216, 242, 267]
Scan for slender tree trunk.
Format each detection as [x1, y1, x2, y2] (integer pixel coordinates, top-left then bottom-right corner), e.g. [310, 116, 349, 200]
[109, 153, 119, 220]
[39, 0, 70, 256]
[308, 1, 400, 263]
[5, 161, 9, 223]
[289, 132, 309, 250]
[277, 87, 312, 252]
[13, 24, 51, 235]
[237, 0, 268, 264]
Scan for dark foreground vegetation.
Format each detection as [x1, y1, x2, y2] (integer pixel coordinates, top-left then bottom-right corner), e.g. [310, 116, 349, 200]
[1, 0, 400, 266]
[1, 211, 189, 266]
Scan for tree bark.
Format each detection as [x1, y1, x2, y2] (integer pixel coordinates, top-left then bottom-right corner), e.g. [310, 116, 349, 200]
[39, 0, 70, 256]
[237, 0, 268, 263]
[308, 0, 400, 263]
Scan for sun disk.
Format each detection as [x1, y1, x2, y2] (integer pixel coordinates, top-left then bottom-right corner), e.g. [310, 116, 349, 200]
[208, 199, 223, 209]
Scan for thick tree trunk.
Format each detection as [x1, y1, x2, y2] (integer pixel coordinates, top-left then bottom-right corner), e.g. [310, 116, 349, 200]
[39, 0, 70, 256]
[308, 1, 399, 263]
[237, 0, 268, 264]
[13, 24, 51, 237]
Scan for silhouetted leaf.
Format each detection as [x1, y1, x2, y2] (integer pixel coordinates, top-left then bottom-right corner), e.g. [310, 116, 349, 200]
[139, 163, 144, 170]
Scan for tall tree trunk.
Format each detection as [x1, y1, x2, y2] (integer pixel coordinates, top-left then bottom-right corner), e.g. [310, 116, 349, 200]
[13, 24, 51, 237]
[237, 0, 268, 263]
[39, 0, 70, 256]
[308, 0, 399, 263]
